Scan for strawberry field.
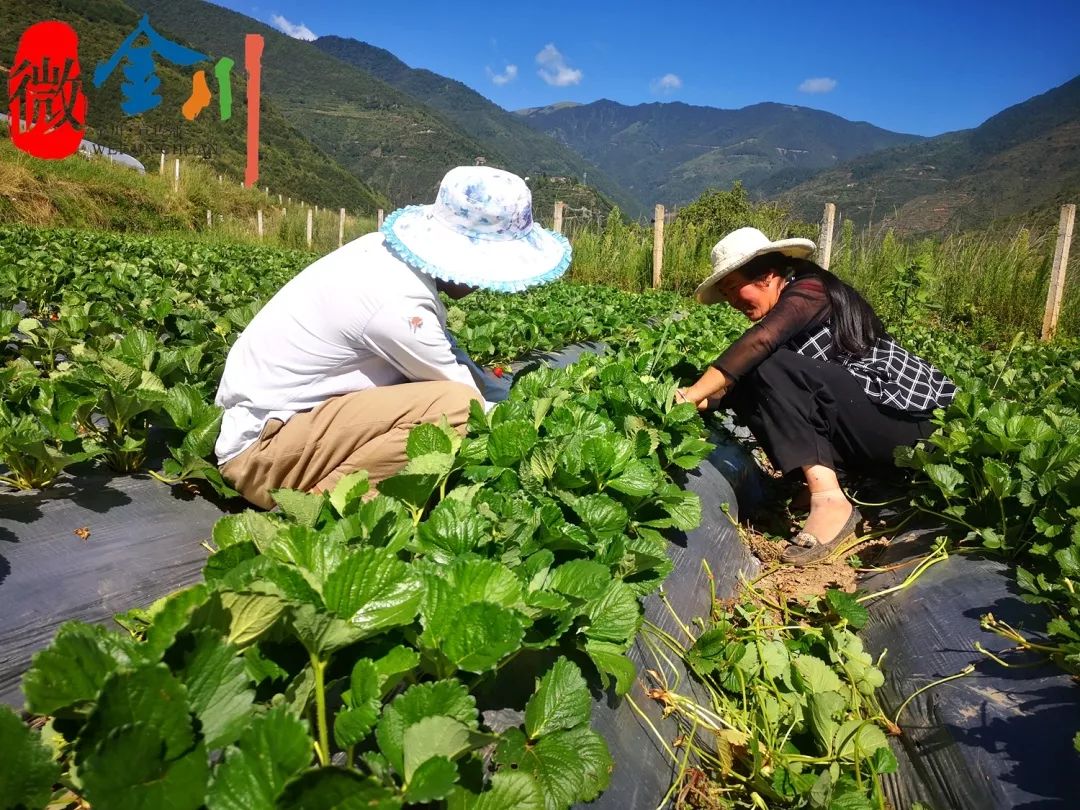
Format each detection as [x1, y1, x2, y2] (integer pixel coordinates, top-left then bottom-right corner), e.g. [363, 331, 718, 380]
[1, 225, 1079, 809]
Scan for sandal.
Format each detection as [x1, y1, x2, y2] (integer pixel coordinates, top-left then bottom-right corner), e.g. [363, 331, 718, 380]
[781, 505, 863, 567]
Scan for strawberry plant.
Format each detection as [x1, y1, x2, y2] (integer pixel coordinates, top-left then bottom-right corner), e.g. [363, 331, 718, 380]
[647, 589, 895, 809]
[6, 350, 715, 808]
[3, 226, 735, 493]
[894, 328, 1080, 695]
[447, 282, 690, 365]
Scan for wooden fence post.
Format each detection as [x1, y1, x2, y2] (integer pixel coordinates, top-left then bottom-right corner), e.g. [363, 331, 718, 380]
[206, 209, 212, 228]
[257, 209, 264, 239]
[817, 203, 837, 270]
[377, 208, 385, 229]
[553, 201, 565, 234]
[217, 174, 222, 185]
[159, 151, 165, 174]
[306, 208, 314, 248]
[173, 158, 180, 192]
[1042, 203, 1076, 341]
[278, 194, 282, 204]
[338, 207, 346, 247]
[652, 204, 665, 290]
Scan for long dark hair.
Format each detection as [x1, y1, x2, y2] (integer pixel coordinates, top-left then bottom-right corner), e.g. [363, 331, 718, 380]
[739, 252, 885, 357]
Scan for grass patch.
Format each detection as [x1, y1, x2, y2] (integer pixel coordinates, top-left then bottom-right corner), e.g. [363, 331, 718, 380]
[0, 130, 377, 254]
[565, 185, 1079, 339]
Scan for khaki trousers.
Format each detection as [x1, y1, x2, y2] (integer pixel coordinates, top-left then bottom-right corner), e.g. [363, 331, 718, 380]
[220, 381, 477, 510]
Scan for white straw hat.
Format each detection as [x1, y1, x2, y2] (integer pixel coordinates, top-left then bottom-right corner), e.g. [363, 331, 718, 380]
[694, 227, 816, 305]
[380, 166, 571, 293]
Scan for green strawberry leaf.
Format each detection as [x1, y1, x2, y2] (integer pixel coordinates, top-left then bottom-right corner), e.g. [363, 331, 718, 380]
[212, 512, 282, 552]
[571, 494, 628, 541]
[825, 589, 869, 630]
[525, 657, 591, 739]
[206, 706, 312, 810]
[446, 557, 523, 609]
[404, 755, 458, 804]
[487, 420, 539, 468]
[513, 724, 613, 810]
[376, 680, 478, 775]
[440, 602, 525, 673]
[23, 621, 132, 716]
[372, 645, 421, 697]
[0, 705, 60, 809]
[418, 499, 491, 560]
[793, 655, 845, 695]
[585, 640, 637, 696]
[547, 560, 611, 601]
[269, 488, 327, 528]
[584, 581, 641, 646]
[76, 665, 209, 809]
[407, 422, 454, 458]
[334, 659, 382, 749]
[328, 470, 370, 517]
[81, 722, 210, 810]
[321, 547, 422, 636]
[448, 771, 543, 810]
[172, 629, 254, 750]
[403, 715, 472, 781]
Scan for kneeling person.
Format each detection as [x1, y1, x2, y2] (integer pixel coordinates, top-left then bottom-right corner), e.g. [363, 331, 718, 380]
[677, 227, 956, 565]
[213, 166, 571, 509]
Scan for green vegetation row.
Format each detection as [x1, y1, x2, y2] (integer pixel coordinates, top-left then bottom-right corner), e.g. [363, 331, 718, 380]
[1, 351, 715, 809]
[897, 323, 1080, 713]
[0, 226, 719, 492]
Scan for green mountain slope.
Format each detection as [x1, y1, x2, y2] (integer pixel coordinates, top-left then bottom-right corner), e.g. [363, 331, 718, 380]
[1, 0, 386, 213]
[776, 75, 1080, 234]
[516, 99, 923, 208]
[311, 35, 642, 217]
[127, 0, 496, 204]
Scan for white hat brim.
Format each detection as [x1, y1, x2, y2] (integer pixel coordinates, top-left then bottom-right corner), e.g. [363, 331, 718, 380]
[694, 239, 816, 305]
[380, 205, 571, 293]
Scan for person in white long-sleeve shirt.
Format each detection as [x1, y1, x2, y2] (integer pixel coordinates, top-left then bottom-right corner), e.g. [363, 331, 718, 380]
[214, 165, 571, 509]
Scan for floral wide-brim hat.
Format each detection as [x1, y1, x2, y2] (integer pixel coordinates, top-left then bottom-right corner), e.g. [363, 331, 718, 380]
[380, 166, 571, 293]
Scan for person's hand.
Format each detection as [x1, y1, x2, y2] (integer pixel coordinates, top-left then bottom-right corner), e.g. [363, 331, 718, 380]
[676, 389, 710, 411]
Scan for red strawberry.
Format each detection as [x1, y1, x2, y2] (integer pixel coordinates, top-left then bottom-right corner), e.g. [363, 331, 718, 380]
[493, 366, 505, 378]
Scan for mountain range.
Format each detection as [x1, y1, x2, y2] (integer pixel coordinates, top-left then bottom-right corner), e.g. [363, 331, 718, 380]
[310, 36, 638, 217]
[515, 100, 924, 210]
[775, 74, 1080, 233]
[2, 0, 1077, 234]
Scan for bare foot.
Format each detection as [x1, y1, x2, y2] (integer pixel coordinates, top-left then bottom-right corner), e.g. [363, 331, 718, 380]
[800, 489, 853, 542]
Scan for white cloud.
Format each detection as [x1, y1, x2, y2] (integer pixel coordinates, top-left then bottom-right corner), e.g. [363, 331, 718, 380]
[536, 43, 582, 87]
[271, 13, 316, 41]
[650, 73, 682, 94]
[486, 64, 518, 86]
[798, 77, 837, 94]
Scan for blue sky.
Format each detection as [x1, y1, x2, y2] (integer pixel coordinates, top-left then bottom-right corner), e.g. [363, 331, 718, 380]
[215, 0, 1080, 137]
